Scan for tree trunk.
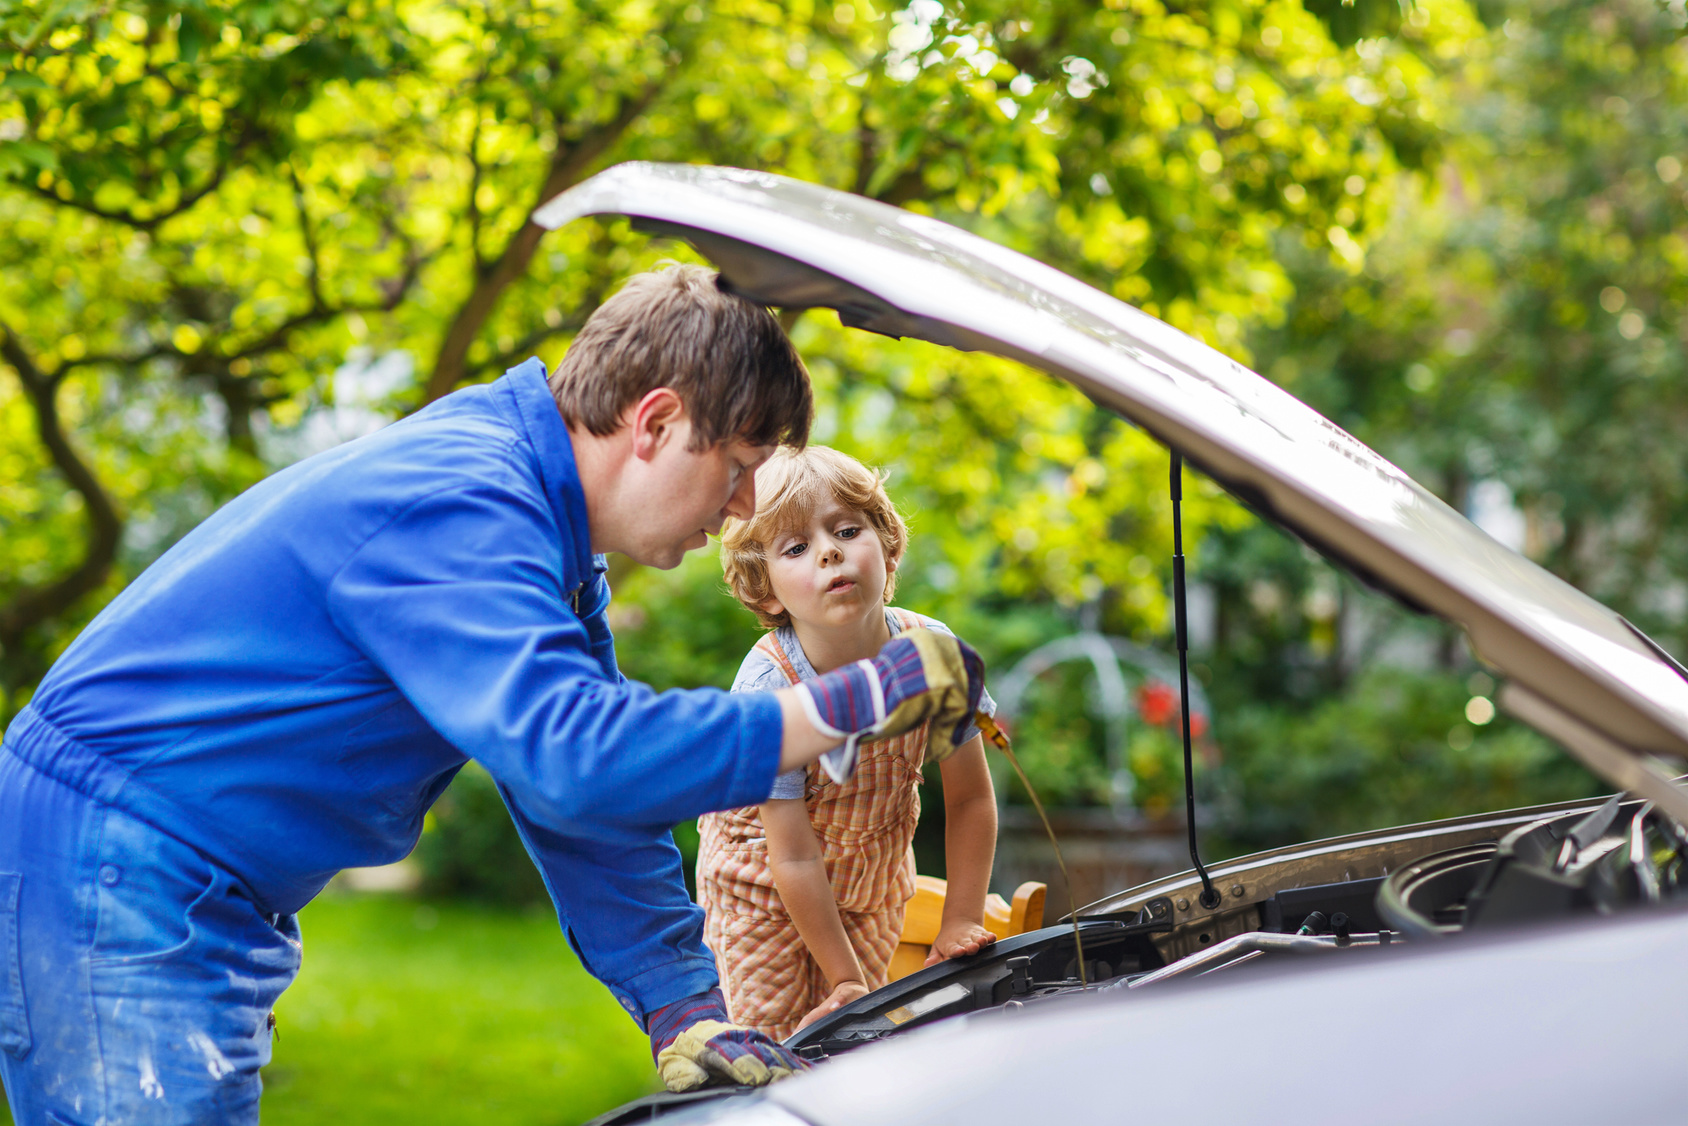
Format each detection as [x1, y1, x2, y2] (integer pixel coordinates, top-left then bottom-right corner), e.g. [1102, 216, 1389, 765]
[0, 335, 125, 654]
[421, 89, 660, 405]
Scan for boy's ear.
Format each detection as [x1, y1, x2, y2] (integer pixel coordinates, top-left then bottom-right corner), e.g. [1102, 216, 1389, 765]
[885, 553, 900, 575]
[629, 387, 686, 461]
[760, 595, 786, 618]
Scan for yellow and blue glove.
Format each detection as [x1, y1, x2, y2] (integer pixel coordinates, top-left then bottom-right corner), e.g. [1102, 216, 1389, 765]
[793, 627, 986, 783]
[647, 988, 808, 1092]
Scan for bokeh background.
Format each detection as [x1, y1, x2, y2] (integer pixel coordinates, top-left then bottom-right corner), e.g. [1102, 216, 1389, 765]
[5, 0, 1686, 1119]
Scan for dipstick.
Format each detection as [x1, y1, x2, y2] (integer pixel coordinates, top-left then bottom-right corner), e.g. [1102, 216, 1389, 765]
[975, 711, 1088, 986]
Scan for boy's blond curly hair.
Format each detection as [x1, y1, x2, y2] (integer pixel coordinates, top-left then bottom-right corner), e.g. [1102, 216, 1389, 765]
[721, 446, 908, 630]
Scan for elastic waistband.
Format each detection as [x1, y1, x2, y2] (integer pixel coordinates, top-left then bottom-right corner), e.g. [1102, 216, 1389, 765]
[2, 706, 136, 807]
[1, 708, 293, 914]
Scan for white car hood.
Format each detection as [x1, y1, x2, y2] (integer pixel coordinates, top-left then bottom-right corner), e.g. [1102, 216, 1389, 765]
[533, 162, 1688, 806]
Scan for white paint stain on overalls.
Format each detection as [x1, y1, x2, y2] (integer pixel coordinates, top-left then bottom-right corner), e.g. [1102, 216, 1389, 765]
[186, 1031, 236, 1079]
[137, 1049, 165, 1100]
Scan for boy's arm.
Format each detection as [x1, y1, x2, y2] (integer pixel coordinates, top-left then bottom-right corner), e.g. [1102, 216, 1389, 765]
[761, 798, 871, 1026]
[931, 734, 1000, 965]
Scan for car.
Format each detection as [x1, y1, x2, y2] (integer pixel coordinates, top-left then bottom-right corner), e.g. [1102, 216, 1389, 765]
[531, 163, 1688, 1126]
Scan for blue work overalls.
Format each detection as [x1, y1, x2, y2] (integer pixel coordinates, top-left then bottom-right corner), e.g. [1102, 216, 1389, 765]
[0, 360, 782, 1124]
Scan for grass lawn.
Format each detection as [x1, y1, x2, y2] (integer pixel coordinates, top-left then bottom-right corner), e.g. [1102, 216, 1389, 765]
[2, 892, 664, 1125]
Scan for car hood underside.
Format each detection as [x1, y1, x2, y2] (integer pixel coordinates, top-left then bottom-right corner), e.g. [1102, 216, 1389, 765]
[534, 162, 1688, 817]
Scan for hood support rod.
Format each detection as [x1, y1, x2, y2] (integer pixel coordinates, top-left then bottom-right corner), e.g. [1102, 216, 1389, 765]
[1173, 451, 1222, 910]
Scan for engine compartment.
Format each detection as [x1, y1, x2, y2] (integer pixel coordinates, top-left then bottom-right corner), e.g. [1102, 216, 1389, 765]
[585, 789, 1688, 1126]
[788, 791, 1688, 1065]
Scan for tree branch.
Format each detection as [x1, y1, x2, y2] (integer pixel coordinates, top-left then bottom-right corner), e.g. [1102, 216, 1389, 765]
[854, 88, 878, 196]
[464, 294, 604, 384]
[26, 160, 232, 233]
[466, 107, 487, 274]
[0, 324, 124, 649]
[421, 80, 665, 404]
[291, 165, 326, 309]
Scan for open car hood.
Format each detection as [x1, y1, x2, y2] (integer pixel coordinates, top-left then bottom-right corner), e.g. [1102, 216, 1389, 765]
[533, 162, 1688, 818]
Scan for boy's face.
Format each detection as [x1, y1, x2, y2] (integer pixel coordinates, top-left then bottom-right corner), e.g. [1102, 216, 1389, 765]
[761, 497, 897, 632]
[624, 414, 775, 570]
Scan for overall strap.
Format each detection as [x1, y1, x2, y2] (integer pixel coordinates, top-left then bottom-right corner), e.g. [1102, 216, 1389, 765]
[755, 631, 804, 687]
[886, 607, 924, 634]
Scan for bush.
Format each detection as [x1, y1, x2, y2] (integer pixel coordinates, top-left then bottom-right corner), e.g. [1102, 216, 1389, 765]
[416, 763, 550, 907]
[416, 763, 704, 905]
[1211, 667, 1606, 858]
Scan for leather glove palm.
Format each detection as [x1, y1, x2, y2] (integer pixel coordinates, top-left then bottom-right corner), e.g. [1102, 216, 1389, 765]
[794, 627, 987, 783]
[647, 989, 807, 1092]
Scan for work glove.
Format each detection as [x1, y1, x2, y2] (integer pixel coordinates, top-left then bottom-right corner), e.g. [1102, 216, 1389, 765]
[647, 988, 808, 1092]
[794, 627, 987, 783]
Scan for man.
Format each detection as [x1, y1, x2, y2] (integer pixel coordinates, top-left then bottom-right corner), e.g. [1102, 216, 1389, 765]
[0, 265, 984, 1124]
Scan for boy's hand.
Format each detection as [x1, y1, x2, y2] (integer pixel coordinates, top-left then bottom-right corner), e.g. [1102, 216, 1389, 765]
[794, 628, 987, 782]
[796, 979, 871, 1032]
[648, 988, 808, 1092]
[924, 921, 999, 966]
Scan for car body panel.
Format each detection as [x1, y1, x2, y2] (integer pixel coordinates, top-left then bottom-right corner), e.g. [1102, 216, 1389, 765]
[532, 163, 1688, 787]
[764, 905, 1688, 1126]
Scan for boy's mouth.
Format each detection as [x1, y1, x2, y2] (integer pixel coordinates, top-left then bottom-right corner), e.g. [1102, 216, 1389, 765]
[825, 577, 855, 593]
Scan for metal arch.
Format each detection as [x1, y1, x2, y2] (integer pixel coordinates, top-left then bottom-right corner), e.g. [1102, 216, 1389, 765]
[992, 631, 1213, 814]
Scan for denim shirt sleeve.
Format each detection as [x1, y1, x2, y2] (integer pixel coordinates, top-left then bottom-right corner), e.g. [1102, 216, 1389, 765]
[325, 478, 783, 832]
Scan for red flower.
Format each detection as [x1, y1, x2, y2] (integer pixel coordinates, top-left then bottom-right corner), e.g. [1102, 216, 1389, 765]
[1137, 680, 1209, 738]
[1136, 680, 1177, 726]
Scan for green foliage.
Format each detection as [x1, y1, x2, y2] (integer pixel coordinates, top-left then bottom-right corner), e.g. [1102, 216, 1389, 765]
[609, 545, 764, 692]
[1212, 665, 1604, 856]
[0, 0, 1663, 868]
[415, 761, 549, 907]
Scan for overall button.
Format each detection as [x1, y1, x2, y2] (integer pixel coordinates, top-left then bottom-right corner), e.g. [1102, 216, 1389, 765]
[99, 864, 122, 887]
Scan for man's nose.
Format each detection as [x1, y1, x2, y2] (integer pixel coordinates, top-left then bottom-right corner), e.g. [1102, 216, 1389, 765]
[725, 470, 757, 521]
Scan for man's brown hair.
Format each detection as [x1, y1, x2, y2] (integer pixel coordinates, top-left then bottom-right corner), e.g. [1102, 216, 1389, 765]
[721, 445, 909, 630]
[548, 263, 812, 449]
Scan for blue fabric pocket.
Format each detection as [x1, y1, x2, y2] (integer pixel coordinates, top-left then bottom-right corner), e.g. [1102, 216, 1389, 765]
[0, 871, 30, 1059]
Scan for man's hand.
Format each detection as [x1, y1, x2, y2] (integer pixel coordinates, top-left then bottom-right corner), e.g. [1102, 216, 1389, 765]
[796, 979, 870, 1032]
[792, 628, 987, 782]
[924, 920, 998, 967]
[647, 988, 808, 1092]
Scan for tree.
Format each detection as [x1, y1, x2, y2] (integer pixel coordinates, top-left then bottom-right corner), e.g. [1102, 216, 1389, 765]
[0, 0, 1463, 771]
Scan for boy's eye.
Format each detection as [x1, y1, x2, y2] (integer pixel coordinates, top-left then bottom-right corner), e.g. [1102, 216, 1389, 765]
[837, 526, 860, 539]
[782, 542, 807, 558]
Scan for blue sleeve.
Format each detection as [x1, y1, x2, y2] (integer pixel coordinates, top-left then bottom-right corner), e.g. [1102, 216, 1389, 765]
[577, 555, 623, 684]
[326, 479, 783, 831]
[499, 784, 714, 1026]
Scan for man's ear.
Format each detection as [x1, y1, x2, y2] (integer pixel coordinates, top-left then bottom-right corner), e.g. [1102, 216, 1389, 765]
[629, 387, 687, 462]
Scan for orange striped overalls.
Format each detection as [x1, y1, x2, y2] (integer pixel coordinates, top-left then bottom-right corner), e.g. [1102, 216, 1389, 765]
[697, 608, 930, 1040]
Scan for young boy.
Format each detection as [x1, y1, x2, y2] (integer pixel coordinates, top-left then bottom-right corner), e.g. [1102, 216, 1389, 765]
[700, 446, 1000, 1039]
